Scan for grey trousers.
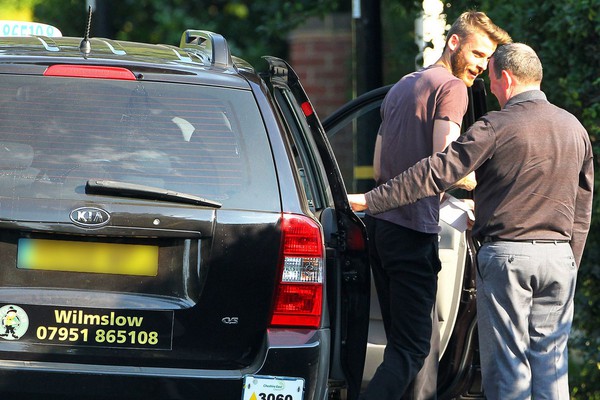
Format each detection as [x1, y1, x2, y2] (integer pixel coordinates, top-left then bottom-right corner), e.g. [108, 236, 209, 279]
[476, 241, 577, 400]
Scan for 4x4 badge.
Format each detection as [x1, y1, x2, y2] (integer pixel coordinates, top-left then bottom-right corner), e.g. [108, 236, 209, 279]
[70, 207, 110, 227]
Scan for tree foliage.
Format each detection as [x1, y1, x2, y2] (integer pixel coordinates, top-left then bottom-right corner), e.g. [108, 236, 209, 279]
[446, 1, 600, 397]
[381, 0, 422, 81]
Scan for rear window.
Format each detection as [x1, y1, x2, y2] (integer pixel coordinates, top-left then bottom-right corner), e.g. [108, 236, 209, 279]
[0, 75, 279, 211]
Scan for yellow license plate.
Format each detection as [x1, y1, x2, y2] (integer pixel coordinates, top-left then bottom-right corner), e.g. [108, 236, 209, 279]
[17, 239, 158, 276]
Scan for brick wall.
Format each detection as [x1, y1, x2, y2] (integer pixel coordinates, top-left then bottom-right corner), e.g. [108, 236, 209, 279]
[288, 14, 356, 190]
[288, 13, 353, 118]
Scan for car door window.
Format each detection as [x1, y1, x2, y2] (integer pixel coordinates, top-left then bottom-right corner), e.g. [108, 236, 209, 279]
[273, 88, 330, 211]
[324, 88, 389, 193]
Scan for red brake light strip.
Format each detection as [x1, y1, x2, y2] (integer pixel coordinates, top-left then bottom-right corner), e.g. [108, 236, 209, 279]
[44, 65, 137, 80]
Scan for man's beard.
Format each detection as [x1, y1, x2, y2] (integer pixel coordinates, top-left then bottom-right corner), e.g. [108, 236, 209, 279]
[450, 45, 474, 86]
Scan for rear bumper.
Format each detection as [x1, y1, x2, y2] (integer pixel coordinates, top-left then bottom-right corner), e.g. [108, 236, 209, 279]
[0, 328, 330, 400]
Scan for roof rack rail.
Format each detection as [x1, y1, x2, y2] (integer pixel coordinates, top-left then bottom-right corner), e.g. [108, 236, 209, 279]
[180, 30, 232, 69]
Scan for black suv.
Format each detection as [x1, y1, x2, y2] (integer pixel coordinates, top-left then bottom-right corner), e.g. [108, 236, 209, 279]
[0, 23, 370, 399]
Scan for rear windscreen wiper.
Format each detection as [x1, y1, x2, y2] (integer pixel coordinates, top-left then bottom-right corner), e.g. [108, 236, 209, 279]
[86, 179, 222, 208]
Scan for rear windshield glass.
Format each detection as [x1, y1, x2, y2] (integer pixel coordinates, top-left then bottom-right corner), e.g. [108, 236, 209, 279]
[0, 75, 279, 211]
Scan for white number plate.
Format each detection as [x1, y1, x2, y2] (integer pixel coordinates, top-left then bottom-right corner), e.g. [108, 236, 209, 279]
[242, 375, 304, 400]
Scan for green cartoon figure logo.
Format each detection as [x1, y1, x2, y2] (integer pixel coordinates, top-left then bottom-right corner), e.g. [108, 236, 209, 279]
[0, 305, 29, 340]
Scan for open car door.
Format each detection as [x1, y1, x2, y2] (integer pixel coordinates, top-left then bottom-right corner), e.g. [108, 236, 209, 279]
[262, 57, 371, 400]
[322, 79, 489, 399]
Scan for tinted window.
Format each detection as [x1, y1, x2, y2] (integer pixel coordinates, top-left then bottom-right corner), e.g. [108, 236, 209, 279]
[327, 99, 382, 193]
[0, 76, 279, 211]
[274, 88, 328, 211]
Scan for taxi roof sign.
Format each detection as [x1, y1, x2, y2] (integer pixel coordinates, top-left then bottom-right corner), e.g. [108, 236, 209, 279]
[0, 20, 62, 38]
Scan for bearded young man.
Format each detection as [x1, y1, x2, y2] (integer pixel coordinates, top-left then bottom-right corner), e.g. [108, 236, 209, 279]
[359, 11, 511, 400]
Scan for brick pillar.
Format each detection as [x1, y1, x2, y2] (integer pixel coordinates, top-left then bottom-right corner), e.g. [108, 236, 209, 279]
[288, 14, 356, 190]
[288, 13, 353, 118]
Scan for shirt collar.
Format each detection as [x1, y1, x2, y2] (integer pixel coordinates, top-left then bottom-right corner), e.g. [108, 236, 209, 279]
[504, 90, 547, 108]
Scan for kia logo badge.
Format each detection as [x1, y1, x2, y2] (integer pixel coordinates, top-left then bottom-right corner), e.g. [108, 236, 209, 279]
[70, 207, 110, 228]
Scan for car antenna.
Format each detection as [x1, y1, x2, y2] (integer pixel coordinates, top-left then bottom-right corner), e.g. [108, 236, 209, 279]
[79, 5, 93, 56]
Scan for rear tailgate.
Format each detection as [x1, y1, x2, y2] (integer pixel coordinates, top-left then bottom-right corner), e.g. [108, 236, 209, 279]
[0, 69, 283, 371]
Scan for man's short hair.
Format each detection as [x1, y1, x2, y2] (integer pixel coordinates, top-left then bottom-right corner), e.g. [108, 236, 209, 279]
[447, 10, 512, 46]
[492, 43, 543, 83]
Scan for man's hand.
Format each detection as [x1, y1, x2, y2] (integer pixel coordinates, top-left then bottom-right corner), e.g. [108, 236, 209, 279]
[454, 172, 477, 191]
[347, 194, 368, 212]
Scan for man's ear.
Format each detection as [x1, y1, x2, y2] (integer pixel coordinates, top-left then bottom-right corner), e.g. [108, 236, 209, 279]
[502, 69, 513, 89]
[447, 34, 460, 51]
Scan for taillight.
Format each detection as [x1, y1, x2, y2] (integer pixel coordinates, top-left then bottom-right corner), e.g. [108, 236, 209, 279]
[270, 213, 324, 329]
[43, 65, 137, 80]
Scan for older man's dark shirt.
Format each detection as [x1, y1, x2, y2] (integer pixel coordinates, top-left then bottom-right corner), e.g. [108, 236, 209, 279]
[365, 90, 594, 264]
